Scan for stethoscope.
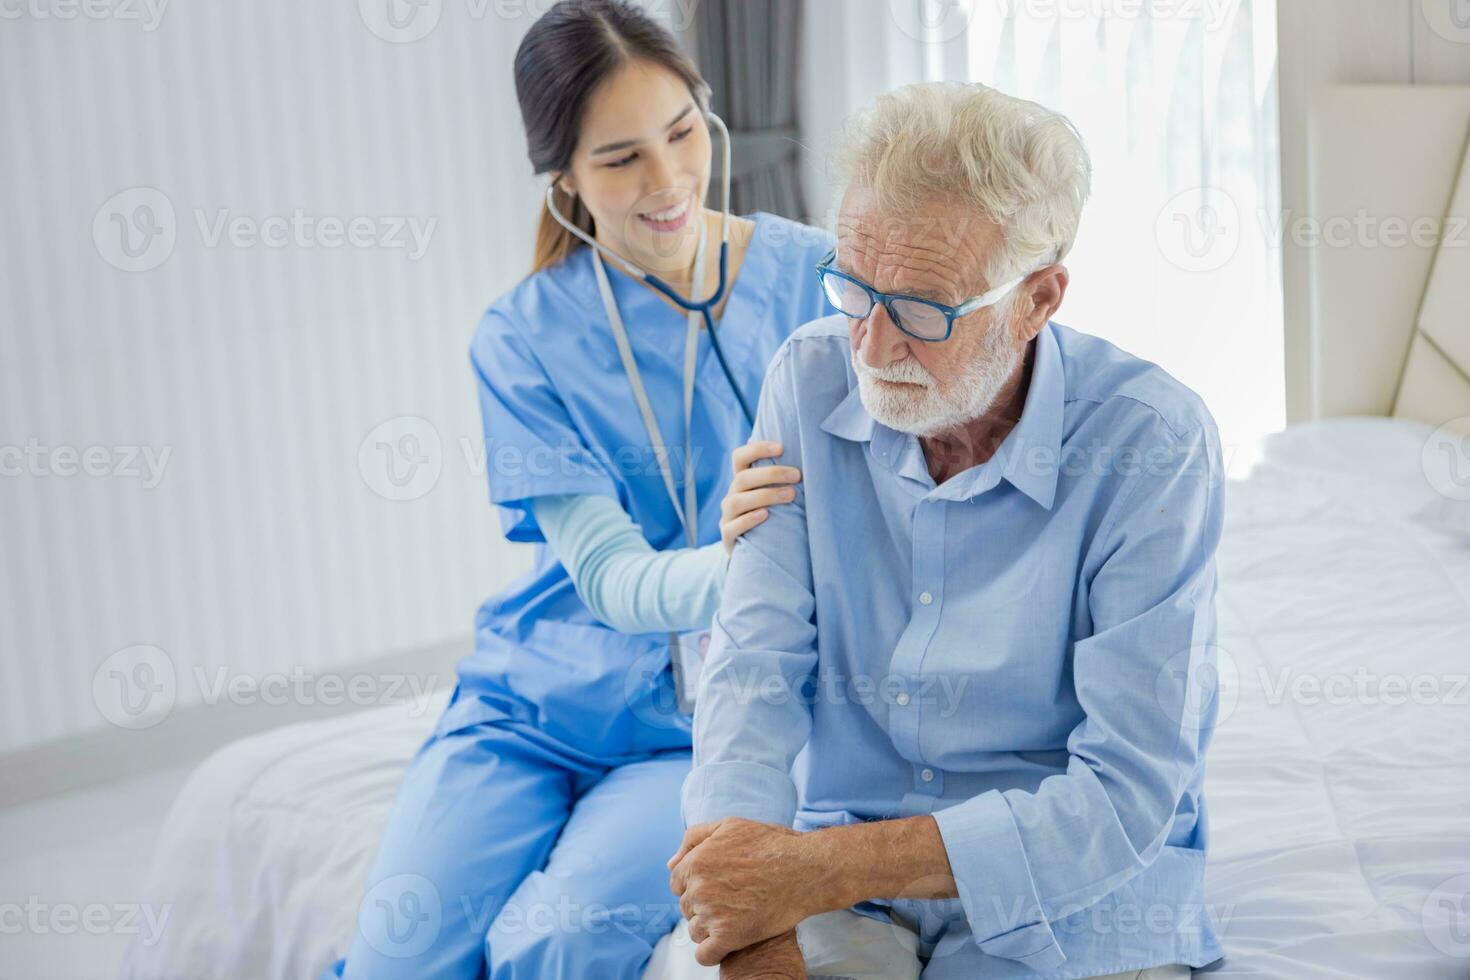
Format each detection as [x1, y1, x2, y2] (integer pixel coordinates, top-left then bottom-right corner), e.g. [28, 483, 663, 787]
[544, 110, 753, 548]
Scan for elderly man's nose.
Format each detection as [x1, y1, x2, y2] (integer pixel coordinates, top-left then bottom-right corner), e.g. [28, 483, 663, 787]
[858, 304, 909, 368]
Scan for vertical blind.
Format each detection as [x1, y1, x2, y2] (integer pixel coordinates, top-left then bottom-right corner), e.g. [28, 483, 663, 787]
[0, 2, 545, 752]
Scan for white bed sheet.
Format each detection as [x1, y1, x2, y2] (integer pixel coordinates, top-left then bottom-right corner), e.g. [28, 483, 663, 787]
[121, 418, 1470, 980]
[120, 689, 451, 980]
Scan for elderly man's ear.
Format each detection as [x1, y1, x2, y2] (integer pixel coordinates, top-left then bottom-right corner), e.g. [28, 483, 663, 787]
[1015, 265, 1070, 341]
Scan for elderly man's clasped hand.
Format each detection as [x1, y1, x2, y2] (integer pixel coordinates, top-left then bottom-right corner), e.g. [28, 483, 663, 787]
[666, 817, 837, 970]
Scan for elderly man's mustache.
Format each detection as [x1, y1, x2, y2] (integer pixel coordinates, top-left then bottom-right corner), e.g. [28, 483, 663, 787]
[855, 357, 936, 388]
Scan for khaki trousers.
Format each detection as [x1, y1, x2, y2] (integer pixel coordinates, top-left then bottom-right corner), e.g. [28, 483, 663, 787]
[642, 910, 1193, 980]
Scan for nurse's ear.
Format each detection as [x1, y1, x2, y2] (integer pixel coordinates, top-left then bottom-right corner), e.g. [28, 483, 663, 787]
[554, 173, 577, 197]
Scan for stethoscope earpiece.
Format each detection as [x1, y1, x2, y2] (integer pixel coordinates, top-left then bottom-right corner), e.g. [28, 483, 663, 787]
[542, 112, 753, 426]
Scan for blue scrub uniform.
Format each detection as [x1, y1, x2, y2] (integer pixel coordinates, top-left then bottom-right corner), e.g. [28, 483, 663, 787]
[326, 212, 835, 979]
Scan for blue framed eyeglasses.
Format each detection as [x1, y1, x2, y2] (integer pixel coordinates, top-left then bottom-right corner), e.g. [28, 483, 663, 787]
[815, 248, 1025, 342]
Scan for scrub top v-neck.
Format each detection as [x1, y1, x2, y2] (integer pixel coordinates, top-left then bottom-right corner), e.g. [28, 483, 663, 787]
[448, 210, 837, 759]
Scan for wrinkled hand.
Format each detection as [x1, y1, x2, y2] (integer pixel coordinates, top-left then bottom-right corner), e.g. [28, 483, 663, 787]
[668, 817, 823, 966]
[718, 929, 806, 980]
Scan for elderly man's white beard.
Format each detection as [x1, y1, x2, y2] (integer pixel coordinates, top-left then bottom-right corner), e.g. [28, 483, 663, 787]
[853, 316, 1022, 437]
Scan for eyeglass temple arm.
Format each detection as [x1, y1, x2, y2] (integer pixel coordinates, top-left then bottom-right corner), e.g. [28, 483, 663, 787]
[955, 274, 1026, 315]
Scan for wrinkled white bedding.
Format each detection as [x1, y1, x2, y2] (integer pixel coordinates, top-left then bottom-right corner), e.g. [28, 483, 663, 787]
[121, 418, 1470, 979]
[1194, 418, 1470, 978]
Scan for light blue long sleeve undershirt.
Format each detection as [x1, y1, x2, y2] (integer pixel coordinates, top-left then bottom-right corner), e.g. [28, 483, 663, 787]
[531, 492, 728, 635]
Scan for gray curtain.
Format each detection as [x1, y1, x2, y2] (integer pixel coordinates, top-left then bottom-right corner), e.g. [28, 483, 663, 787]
[695, 0, 808, 221]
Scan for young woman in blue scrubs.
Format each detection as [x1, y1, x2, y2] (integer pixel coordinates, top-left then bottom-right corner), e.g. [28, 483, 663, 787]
[325, 2, 831, 977]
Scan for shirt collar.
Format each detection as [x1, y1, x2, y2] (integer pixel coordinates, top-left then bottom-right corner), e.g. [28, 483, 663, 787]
[993, 320, 1063, 509]
[819, 321, 1065, 509]
[818, 365, 878, 443]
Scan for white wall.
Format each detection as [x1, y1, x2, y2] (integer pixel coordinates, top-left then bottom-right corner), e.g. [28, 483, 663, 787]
[0, 2, 548, 754]
[798, 0, 924, 226]
[1277, 0, 1470, 423]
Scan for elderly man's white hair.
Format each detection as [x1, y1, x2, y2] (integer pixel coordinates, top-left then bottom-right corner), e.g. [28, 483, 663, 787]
[833, 81, 1092, 285]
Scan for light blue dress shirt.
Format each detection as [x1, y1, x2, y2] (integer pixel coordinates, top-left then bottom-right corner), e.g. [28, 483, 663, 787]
[682, 315, 1227, 978]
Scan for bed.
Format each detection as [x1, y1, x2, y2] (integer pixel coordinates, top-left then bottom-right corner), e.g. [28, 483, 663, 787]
[121, 85, 1470, 979]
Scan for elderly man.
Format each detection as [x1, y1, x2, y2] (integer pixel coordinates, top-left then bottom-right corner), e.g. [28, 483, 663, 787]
[657, 81, 1226, 980]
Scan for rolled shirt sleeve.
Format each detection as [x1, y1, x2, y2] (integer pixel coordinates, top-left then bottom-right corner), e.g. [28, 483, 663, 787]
[931, 418, 1225, 970]
[681, 344, 817, 830]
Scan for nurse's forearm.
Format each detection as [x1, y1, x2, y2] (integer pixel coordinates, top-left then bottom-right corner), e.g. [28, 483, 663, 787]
[588, 537, 726, 634]
[532, 493, 727, 634]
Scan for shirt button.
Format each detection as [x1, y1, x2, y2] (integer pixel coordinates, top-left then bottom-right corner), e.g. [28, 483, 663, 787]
[918, 591, 933, 605]
[920, 768, 935, 782]
[896, 692, 910, 706]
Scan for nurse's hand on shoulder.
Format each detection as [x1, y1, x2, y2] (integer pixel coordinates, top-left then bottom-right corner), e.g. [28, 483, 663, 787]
[720, 440, 801, 555]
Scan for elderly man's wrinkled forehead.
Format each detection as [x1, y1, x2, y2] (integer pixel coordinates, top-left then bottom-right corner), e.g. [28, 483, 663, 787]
[835, 182, 1005, 303]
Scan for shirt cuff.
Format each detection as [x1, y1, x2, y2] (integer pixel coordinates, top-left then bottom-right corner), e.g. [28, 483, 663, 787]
[681, 760, 798, 829]
[932, 790, 1067, 971]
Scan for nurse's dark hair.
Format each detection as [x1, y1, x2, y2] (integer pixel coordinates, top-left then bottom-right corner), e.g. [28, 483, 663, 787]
[515, 0, 711, 274]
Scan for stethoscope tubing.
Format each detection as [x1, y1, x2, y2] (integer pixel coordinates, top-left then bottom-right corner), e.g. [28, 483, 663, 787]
[636, 245, 753, 424]
[543, 111, 754, 426]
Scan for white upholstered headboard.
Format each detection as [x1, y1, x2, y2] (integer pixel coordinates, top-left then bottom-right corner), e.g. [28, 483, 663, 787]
[1306, 85, 1470, 430]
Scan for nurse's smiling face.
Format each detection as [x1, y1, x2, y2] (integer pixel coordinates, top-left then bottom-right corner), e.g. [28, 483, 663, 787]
[557, 59, 713, 278]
